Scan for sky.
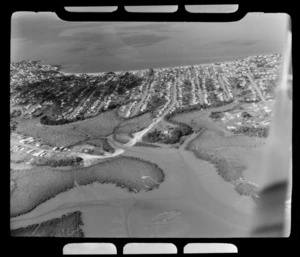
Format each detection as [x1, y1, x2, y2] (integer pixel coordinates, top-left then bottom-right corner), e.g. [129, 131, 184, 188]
[11, 11, 289, 73]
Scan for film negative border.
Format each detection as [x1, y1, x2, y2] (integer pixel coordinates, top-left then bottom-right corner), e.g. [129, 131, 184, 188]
[6, 1, 298, 256]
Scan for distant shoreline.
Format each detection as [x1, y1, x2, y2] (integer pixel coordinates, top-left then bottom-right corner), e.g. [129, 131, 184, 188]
[60, 61, 233, 76]
[58, 53, 281, 76]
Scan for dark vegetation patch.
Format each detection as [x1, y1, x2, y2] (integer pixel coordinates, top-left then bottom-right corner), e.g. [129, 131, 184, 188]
[148, 95, 168, 111]
[11, 109, 22, 118]
[115, 112, 153, 135]
[234, 180, 259, 200]
[142, 125, 193, 145]
[40, 114, 85, 126]
[30, 155, 83, 167]
[186, 147, 246, 182]
[117, 72, 144, 95]
[233, 125, 269, 138]
[10, 120, 18, 133]
[209, 111, 223, 120]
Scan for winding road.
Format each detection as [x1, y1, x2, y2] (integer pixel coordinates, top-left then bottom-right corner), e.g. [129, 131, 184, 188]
[125, 74, 178, 147]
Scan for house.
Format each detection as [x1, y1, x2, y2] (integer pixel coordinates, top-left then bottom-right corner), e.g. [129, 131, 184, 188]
[227, 126, 236, 130]
[33, 150, 44, 157]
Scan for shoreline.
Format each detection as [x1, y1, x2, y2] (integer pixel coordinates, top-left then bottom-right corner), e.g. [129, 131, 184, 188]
[59, 52, 280, 76]
[185, 131, 260, 199]
[59, 60, 231, 76]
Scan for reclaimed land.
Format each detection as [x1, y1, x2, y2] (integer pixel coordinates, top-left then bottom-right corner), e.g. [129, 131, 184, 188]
[11, 156, 165, 218]
[185, 129, 260, 200]
[11, 211, 84, 237]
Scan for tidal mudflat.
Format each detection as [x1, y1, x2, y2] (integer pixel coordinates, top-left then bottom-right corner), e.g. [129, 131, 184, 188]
[185, 129, 265, 200]
[11, 211, 84, 237]
[10, 156, 164, 218]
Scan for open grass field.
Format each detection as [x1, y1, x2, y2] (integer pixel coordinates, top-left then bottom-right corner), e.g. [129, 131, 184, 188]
[188, 129, 265, 149]
[10, 151, 32, 164]
[14, 110, 154, 148]
[72, 110, 122, 138]
[115, 112, 153, 135]
[14, 110, 122, 147]
[113, 133, 132, 144]
[10, 156, 164, 218]
[171, 102, 239, 131]
[15, 117, 88, 147]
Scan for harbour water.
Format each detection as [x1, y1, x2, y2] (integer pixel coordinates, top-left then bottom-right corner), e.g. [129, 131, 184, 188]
[11, 13, 287, 73]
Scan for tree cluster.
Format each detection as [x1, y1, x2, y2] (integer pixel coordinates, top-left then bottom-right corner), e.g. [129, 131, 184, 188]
[143, 124, 193, 145]
[148, 95, 167, 111]
[32, 156, 83, 167]
[11, 109, 22, 118]
[205, 78, 215, 91]
[117, 73, 143, 95]
[233, 125, 269, 138]
[10, 120, 18, 133]
[210, 111, 223, 120]
[40, 115, 84, 126]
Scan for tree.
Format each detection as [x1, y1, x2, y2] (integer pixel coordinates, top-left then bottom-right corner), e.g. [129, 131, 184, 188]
[149, 68, 154, 76]
[242, 112, 252, 118]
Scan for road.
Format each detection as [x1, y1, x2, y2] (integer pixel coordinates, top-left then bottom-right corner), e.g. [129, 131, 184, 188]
[191, 67, 204, 105]
[246, 73, 266, 102]
[164, 72, 178, 116]
[125, 74, 178, 147]
[130, 78, 152, 117]
[217, 75, 230, 101]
